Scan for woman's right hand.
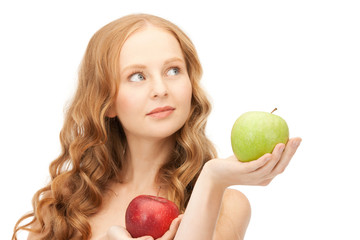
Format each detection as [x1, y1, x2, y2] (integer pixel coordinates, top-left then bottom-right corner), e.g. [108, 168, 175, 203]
[106, 214, 183, 240]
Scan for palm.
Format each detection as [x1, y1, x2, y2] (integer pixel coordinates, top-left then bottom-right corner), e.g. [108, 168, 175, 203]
[205, 137, 301, 187]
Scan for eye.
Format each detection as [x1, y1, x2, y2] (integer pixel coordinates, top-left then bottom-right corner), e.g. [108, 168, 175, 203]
[167, 67, 180, 76]
[129, 72, 145, 82]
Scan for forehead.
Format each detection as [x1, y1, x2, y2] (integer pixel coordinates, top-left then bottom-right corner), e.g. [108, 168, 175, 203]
[119, 26, 185, 67]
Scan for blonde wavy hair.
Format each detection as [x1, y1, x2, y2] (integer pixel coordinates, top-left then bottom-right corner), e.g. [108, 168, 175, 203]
[13, 13, 217, 240]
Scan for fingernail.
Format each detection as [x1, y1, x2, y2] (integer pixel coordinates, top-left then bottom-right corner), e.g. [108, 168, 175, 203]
[293, 139, 301, 147]
[279, 145, 285, 152]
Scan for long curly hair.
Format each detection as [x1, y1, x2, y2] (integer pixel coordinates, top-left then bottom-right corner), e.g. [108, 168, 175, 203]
[12, 13, 217, 240]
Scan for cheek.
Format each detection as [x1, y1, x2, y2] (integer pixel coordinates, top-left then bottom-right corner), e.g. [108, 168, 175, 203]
[182, 80, 193, 109]
[115, 88, 142, 119]
[116, 92, 132, 115]
[172, 79, 193, 118]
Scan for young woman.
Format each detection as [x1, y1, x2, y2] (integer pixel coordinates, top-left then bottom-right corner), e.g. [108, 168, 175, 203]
[13, 13, 301, 240]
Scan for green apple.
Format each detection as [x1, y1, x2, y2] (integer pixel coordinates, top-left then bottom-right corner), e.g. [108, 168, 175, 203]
[231, 109, 289, 162]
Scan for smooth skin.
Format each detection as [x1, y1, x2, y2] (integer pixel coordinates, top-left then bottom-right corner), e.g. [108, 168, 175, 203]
[93, 25, 302, 240]
[107, 137, 301, 240]
[28, 23, 302, 240]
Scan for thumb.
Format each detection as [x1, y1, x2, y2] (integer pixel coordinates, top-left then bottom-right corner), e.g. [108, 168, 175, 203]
[135, 237, 154, 240]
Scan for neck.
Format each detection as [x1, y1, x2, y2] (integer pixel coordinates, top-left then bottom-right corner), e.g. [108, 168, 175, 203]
[121, 134, 175, 193]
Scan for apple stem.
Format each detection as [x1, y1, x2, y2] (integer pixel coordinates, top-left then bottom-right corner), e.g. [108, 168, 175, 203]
[271, 108, 278, 114]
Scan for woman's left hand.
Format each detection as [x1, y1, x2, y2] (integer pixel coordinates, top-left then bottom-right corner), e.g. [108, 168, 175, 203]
[204, 137, 302, 188]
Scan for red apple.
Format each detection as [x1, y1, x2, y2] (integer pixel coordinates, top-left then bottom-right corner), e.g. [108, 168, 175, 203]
[125, 195, 180, 238]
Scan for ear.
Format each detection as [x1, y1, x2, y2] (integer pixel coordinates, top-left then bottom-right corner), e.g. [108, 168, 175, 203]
[106, 105, 117, 118]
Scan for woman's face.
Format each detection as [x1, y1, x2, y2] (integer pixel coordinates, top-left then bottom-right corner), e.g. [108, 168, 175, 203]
[112, 25, 192, 140]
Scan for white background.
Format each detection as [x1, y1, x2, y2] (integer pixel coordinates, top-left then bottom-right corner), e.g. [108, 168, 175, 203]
[1, 0, 359, 239]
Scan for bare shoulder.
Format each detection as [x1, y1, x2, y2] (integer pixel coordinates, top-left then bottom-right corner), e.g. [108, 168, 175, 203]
[214, 188, 251, 240]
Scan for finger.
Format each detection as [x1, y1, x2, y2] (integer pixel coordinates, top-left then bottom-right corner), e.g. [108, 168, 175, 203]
[135, 236, 155, 240]
[272, 137, 302, 175]
[248, 144, 285, 182]
[237, 153, 273, 173]
[157, 214, 183, 239]
[107, 226, 153, 240]
[259, 178, 273, 186]
[262, 143, 286, 172]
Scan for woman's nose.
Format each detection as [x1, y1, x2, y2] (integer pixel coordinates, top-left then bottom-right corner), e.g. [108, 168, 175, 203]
[151, 76, 168, 98]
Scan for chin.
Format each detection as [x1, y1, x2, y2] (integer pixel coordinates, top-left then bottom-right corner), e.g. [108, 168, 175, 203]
[146, 122, 185, 139]
[147, 128, 179, 140]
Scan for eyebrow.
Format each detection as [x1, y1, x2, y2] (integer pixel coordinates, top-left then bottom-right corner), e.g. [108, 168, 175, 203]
[121, 57, 185, 74]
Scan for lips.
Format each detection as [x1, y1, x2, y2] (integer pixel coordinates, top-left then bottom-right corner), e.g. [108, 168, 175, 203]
[146, 106, 175, 118]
